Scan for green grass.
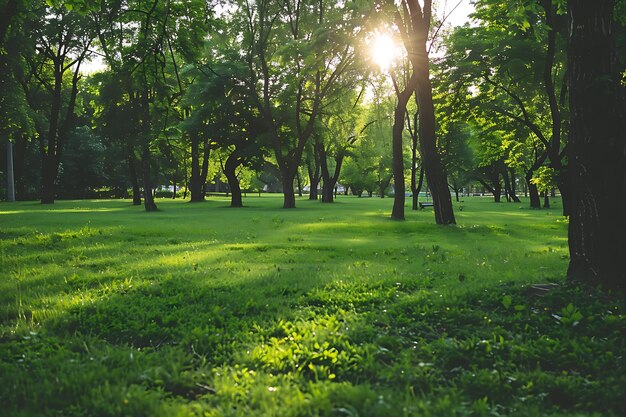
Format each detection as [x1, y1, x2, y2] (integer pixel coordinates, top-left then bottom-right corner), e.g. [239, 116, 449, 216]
[0, 195, 624, 416]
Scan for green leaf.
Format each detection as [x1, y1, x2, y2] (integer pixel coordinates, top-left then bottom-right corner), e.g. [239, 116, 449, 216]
[502, 295, 512, 309]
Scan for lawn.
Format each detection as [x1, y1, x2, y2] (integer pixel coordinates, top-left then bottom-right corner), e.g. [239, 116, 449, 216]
[0, 195, 624, 416]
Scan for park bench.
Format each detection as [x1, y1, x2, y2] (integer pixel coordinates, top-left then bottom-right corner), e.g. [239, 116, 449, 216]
[419, 202, 434, 209]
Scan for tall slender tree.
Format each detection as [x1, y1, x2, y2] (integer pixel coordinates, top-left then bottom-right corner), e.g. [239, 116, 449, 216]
[398, 0, 456, 224]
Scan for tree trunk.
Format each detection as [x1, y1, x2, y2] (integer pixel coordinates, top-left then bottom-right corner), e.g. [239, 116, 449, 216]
[141, 144, 157, 211]
[543, 190, 550, 208]
[414, 44, 456, 225]
[502, 171, 513, 202]
[412, 165, 425, 210]
[127, 150, 142, 205]
[509, 169, 521, 202]
[224, 154, 243, 208]
[319, 144, 345, 204]
[6, 141, 15, 202]
[493, 182, 502, 203]
[282, 172, 296, 209]
[391, 78, 416, 219]
[527, 175, 541, 209]
[189, 132, 204, 202]
[296, 170, 303, 197]
[308, 163, 320, 200]
[140, 88, 157, 212]
[567, 0, 626, 290]
[200, 142, 210, 199]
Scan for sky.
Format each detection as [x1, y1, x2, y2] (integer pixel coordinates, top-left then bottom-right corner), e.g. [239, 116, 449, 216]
[444, 0, 476, 28]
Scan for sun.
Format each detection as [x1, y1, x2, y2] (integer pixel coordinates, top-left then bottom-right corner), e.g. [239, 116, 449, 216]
[369, 33, 401, 71]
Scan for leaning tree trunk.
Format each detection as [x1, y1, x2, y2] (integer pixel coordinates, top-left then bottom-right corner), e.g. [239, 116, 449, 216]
[224, 154, 243, 208]
[391, 76, 416, 219]
[508, 169, 521, 202]
[567, 0, 626, 290]
[412, 165, 425, 210]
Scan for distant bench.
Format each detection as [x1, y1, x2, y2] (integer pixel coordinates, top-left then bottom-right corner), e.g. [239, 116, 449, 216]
[419, 202, 434, 209]
[205, 192, 229, 197]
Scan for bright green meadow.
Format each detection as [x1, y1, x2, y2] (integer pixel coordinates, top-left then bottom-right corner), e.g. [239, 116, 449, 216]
[0, 196, 624, 416]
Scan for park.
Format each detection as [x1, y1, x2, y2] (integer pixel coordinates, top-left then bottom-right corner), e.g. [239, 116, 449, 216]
[1, 0, 625, 416]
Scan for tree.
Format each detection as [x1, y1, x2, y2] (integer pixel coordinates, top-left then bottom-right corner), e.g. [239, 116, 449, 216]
[397, 0, 456, 224]
[566, 0, 626, 290]
[444, 0, 570, 211]
[239, 0, 364, 208]
[21, 2, 95, 204]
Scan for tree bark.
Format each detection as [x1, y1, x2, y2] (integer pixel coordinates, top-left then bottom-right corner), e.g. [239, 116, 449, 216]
[281, 171, 296, 209]
[508, 169, 521, 202]
[224, 153, 243, 208]
[296, 170, 303, 197]
[127, 149, 142, 206]
[528, 182, 541, 209]
[307, 153, 321, 200]
[390, 74, 417, 219]
[6, 141, 15, 202]
[189, 132, 205, 202]
[567, 0, 626, 290]
[415, 52, 455, 223]
[412, 165, 425, 210]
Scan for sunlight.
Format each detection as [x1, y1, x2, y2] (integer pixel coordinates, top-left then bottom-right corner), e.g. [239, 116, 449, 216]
[369, 33, 401, 71]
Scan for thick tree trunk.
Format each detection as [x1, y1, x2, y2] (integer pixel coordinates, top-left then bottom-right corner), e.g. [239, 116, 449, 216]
[493, 182, 502, 203]
[567, 0, 626, 290]
[6, 141, 15, 202]
[526, 173, 541, 209]
[224, 154, 243, 208]
[529, 184, 541, 208]
[415, 44, 455, 224]
[543, 190, 550, 208]
[282, 173, 296, 209]
[189, 133, 202, 202]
